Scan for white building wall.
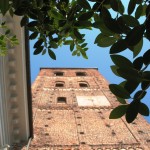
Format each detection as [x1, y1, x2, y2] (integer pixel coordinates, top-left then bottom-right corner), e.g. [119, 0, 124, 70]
[0, 15, 31, 147]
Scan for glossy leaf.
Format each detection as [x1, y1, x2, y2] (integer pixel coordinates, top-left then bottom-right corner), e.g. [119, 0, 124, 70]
[126, 25, 145, 46]
[0, 0, 9, 15]
[134, 90, 146, 100]
[124, 80, 139, 94]
[110, 39, 127, 54]
[77, 0, 91, 9]
[122, 15, 139, 27]
[110, 65, 120, 76]
[78, 11, 94, 21]
[117, 97, 127, 104]
[48, 49, 56, 60]
[117, 68, 141, 82]
[135, 4, 143, 19]
[29, 32, 38, 40]
[95, 34, 116, 47]
[33, 46, 43, 55]
[143, 49, 150, 65]
[133, 57, 143, 70]
[109, 105, 128, 119]
[111, 55, 133, 68]
[109, 84, 131, 99]
[128, 0, 136, 15]
[141, 81, 150, 90]
[139, 102, 149, 116]
[126, 101, 139, 123]
[34, 39, 43, 48]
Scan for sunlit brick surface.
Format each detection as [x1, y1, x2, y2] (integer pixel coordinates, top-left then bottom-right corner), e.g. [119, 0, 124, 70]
[26, 68, 150, 150]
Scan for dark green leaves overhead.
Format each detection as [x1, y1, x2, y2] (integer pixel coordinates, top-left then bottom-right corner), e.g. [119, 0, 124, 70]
[139, 102, 149, 116]
[143, 49, 150, 65]
[126, 24, 145, 46]
[77, 0, 91, 9]
[109, 84, 131, 99]
[110, 40, 127, 54]
[128, 0, 136, 15]
[111, 55, 133, 68]
[0, 0, 9, 15]
[78, 11, 94, 21]
[109, 105, 128, 119]
[48, 49, 56, 60]
[95, 34, 116, 47]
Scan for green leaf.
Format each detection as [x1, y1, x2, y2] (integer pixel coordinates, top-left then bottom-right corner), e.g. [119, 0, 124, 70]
[74, 29, 82, 40]
[48, 49, 56, 60]
[134, 90, 146, 100]
[80, 49, 88, 59]
[141, 81, 150, 90]
[133, 57, 143, 70]
[28, 21, 38, 28]
[33, 46, 43, 55]
[117, 68, 141, 82]
[117, 97, 127, 104]
[126, 24, 145, 46]
[135, 4, 143, 19]
[109, 84, 131, 99]
[126, 101, 139, 123]
[124, 80, 139, 94]
[42, 49, 46, 55]
[109, 105, 128, 119]
[72, 50, 77, 56]
[110, 0, 124, 14]
[95, 34, 116, 47]
[143, 49, 150, 65]
[131, 39, 143, 58]
[20, 16, 28, 27]
[110, 65, 120, 76]
[128, 0, 136, 15]
[50, 41, 58, 49]
[139, 102, 149, 116]
[122, 15, 139, 27]
[50, 9, 64, 20]
[70, 42, 74, 51]
[142, 71, 150, 81]
[34, 39, 43, 48]
[111, 55, 133, 68]
[0, 0, 9, 15]
[29, 32, 38, 40]
[77, 0, 91, 9]
[64, 40, 72, 45]
[78, 11, 94, 21]
[110, 39, 127, 54]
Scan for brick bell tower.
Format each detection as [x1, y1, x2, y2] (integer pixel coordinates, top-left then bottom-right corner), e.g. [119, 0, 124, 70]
[30, 68, 150, 150]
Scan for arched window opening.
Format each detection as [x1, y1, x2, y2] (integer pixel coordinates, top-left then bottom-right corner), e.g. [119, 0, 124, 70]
[55, 81, 65, 87]
[79, 81, 89, 88]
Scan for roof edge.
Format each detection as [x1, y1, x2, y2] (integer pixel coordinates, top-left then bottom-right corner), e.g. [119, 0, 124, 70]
[40, 67, 98, 70]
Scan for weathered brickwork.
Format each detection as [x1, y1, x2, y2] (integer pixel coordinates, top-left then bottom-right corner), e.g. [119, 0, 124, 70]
[27, 68, 150, 150]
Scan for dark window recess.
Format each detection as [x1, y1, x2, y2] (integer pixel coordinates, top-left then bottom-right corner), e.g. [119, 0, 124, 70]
[76, 72, 86, 76]
[55, 83, 64, 87]
[79, 83, 88, 87]
[54, 72, 64, 76]
[57, 97, 67, 103]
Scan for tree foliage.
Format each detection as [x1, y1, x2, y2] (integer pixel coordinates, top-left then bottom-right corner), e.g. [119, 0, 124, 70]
[1, 0, 150, 123]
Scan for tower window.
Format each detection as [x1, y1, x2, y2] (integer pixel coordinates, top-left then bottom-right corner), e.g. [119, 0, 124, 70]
[79, 82, 89, 87]
[55, 81, 64, 87]
[57, 97, 67, 103]
[54, 72, 64, 76]
[76, 72, 87, 76]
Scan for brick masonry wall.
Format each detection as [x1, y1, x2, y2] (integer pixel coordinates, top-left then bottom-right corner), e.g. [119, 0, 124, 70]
[28, 68, 150, 150]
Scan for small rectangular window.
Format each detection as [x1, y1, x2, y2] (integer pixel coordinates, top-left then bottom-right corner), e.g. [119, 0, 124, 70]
[54, 72, 64, 76]
[76, 72, 86, 76]
[57, 97, 67, 103]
